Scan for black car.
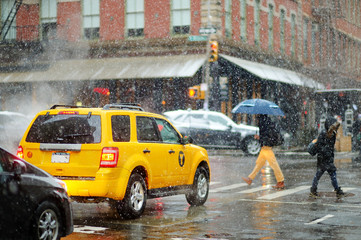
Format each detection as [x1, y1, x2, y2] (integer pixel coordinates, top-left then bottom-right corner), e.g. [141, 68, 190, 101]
[0, 147, 73, 240]
[164, 110, 261, 155]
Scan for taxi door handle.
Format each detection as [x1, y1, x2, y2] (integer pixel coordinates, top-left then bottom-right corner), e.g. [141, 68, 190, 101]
[168, 150, 175, 154]
[143, 149, 151, 154]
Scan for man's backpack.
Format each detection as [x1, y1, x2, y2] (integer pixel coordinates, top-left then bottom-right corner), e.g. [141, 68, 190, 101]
[267, 122, 284, 147]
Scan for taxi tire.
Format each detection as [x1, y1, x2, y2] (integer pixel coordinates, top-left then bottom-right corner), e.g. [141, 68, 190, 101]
[186, 166, 209, 206]
[117, 173, 147, 219]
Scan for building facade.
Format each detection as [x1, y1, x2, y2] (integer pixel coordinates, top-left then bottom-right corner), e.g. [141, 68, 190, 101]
[0, 0, 360, 144]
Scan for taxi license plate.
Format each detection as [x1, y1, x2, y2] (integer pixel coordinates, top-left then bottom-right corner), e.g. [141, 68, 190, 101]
[51, 152, 70, 163]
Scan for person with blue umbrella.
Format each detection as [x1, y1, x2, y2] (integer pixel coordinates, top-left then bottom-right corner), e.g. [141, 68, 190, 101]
[232, 99, 285, 189]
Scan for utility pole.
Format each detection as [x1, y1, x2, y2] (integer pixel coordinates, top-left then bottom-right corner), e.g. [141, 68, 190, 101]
[203, 0, 212, 110]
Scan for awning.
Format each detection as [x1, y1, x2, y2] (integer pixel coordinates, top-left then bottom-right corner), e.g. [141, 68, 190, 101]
[0, 54, 207, 83]
[221, 54, 324, 89]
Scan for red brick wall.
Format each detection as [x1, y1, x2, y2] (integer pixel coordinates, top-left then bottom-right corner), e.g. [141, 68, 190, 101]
[100, 0, 125, 40]
[190, 0, 201, 36]
[16, 4, 39, 41]
[57, 1, 82, 42]
[144, 0, 170, 38]
[246, 4, 254, 46]
[232, 0, 240, 41]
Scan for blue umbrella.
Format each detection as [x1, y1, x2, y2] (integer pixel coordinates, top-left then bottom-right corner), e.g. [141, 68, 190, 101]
[232, 98, 285, 116]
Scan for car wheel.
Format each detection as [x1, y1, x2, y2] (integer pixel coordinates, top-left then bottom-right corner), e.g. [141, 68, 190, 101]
[243, 137, 261, 155]
[186, 166, 209, 206]
[117, 173, 147, 219]
[31, 201, 61, 240]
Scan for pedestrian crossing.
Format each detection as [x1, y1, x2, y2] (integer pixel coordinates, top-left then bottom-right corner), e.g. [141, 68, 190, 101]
[209, 181, 356, 200]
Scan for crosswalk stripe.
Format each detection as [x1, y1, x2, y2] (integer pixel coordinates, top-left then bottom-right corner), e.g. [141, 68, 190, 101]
[257, 186, 310, 200]
[305, 214, 334, 225]
[210, 181, 221, 186]
[74, 225, 108, 234]
[210, 183, 247, 193]
[238, 185, 271, 194]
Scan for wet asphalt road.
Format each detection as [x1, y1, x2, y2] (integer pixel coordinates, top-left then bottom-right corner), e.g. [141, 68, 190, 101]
[63, 150, 361, 240]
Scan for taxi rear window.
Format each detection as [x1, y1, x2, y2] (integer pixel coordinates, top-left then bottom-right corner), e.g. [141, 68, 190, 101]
[26, 114, 101, 143]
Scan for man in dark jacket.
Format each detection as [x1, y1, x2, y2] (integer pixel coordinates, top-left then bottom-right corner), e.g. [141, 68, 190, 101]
[310, 116, 345, 198]
[242, 115, 285, 189]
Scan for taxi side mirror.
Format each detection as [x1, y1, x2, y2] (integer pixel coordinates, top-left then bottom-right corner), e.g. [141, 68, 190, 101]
[181, 136, 194, 145]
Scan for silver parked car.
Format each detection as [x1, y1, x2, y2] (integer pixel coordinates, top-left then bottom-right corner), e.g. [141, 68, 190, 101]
[164, 109, 260, 155]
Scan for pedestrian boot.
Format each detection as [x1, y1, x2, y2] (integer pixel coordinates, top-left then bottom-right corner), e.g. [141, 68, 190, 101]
[242, 177, 252, 185]
[335, 187, 345, 199]
[272, 181, 285, 189]
[309, 187, 319, 198]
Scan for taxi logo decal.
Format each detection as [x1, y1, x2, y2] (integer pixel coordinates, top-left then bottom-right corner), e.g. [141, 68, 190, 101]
[178, 151, 185, 167]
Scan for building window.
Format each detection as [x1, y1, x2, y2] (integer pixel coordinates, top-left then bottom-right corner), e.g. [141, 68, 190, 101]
[225, 0, 232, 38]
[83, 0, 100, 40]
[240, 0, 247, 43]
[268, 4, 274, 51]
[171, 0, 190, 35]
[291, 14, 296, 57]
[41, 0, 57, 41]
[280, 9, 285, 54]
[1, 0, 16, 40]
[254, 0, 260, 46]
[126, 0, 144, 37]
[311, 23, 317, 64]
[319, 25, 324, 66]
[303, 18, 309, 60]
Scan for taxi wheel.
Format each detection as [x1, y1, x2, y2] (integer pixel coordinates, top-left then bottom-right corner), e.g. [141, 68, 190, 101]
[186, 166, 209, 206]
[117, 173, 147, 219]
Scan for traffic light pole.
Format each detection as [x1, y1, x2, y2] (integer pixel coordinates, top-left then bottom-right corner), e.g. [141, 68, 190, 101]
[203, 41, 210, 110]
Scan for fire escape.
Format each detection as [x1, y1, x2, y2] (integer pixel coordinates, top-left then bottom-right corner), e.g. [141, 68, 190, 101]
[0, 0, 23, 41]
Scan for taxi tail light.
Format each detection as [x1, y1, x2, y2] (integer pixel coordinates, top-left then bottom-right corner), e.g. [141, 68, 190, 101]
[17, 146, 24, 159]
[100, 147, 119, 168]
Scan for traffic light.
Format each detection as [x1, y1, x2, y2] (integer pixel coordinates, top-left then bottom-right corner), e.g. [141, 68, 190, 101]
[209, 41, 218, 62]
[188, 86, 199, 99]
[188, 85, 205, 99]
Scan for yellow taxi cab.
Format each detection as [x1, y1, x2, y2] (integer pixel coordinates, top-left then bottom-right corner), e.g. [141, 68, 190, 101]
[17, 104, 210, 219]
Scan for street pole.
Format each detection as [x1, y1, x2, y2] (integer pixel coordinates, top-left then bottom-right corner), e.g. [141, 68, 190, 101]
[203, 0, 211, 110]
[203, 40, 210, 110]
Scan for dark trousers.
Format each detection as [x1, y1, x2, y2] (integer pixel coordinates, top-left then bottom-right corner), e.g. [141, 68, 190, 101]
[311, 168, 339, 190]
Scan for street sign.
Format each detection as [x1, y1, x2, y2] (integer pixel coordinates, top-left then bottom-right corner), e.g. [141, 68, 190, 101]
[188, 35, 208, 41]
[199, 27, 217, 35]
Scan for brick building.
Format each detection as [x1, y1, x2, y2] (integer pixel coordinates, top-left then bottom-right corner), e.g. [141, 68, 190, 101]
[0, 0, 360, 141]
